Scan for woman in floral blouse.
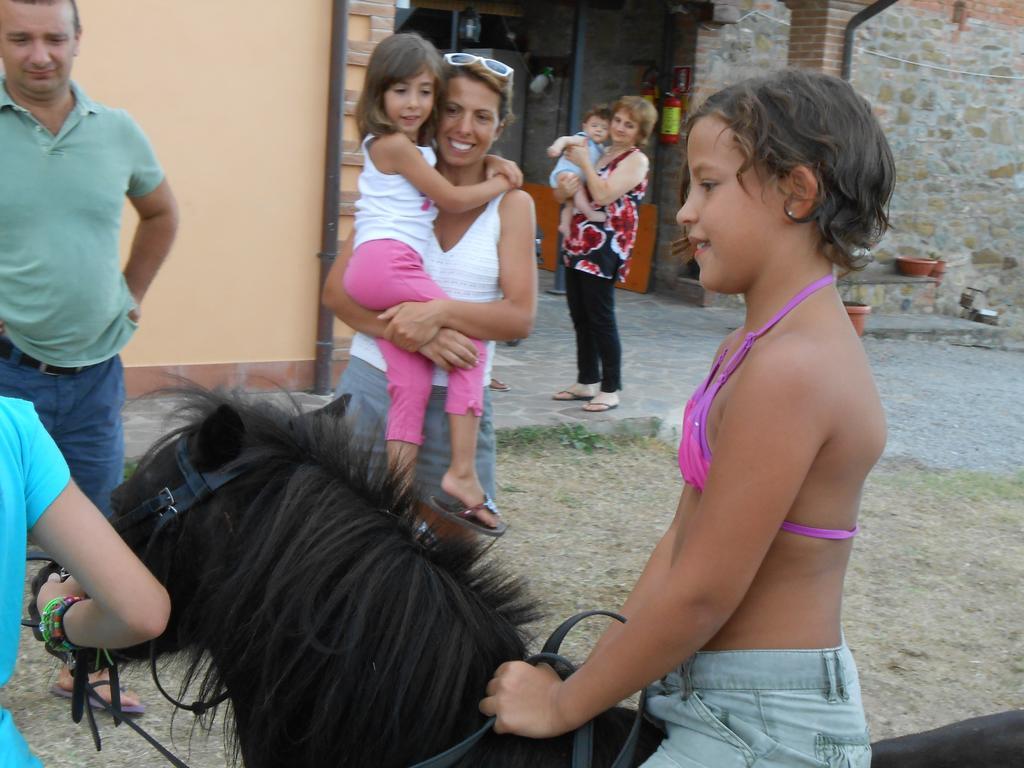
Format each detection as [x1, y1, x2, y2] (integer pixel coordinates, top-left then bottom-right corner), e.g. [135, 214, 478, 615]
[551, 95, 657, 412]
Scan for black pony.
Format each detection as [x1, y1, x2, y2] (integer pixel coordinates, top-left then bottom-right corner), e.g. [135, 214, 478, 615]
[38, 388, 1022, 767]
[98, 389, 659, 767]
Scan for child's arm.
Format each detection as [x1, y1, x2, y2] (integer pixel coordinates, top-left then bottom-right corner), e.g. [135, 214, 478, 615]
[370, 133, 511, 213]
[547, 134, 587, 158]
[32, 481, 171, 650]
[484, 155, 523, 187]
[481, 340, 832, 736]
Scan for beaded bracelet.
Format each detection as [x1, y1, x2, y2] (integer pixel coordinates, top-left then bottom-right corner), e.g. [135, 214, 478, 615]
[38, 596, 85, 654]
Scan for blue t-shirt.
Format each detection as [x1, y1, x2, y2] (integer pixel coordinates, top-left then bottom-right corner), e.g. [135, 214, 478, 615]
[0, 397, 70, 767]
[548, 131, 605, 188]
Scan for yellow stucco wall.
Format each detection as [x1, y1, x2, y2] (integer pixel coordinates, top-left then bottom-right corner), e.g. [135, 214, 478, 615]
[74, 0, 335, 367]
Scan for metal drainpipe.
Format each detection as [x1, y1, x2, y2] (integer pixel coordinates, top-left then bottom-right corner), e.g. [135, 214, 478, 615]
[551, 0, 589, 295]
[841, 0, 901, 81]
[648, 7, 677, 294]
[314, 0, 349, 395]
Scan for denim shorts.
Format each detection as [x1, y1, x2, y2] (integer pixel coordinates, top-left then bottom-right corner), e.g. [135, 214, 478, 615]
[335, 357, 496, 501]
[0, 349, 124, 517]
[642, 642, 871, 768]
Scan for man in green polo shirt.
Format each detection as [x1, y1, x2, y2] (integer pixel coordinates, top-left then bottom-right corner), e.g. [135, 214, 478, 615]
[0, 0, 178, 715]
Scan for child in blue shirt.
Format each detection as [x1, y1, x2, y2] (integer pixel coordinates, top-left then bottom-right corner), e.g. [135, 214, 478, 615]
[0, 397, 170, 766]
[548, 106, 611, 237]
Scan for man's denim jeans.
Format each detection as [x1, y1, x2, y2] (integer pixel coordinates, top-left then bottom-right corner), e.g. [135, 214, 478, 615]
[0, 349, 124, 517]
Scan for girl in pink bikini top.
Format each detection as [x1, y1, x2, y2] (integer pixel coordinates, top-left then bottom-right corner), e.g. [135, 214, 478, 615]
[480, 71, 895, 766]
[679, 273, 858, 539]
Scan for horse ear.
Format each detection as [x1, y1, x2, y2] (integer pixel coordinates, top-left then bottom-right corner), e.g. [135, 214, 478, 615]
[193, 404, 246, 469]
[319, 394, 351, 420]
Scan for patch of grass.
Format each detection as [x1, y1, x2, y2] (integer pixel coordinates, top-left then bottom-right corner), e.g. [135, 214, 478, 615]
[872, 467, 1024, 504]
[123, 460, 138, 481]
[496, 425, 561, 451]
[557, 424, 610, 453]
[497, 423, 653, 454]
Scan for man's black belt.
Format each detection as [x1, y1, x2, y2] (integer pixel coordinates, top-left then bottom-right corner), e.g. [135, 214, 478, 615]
[0, 337, 87, 376]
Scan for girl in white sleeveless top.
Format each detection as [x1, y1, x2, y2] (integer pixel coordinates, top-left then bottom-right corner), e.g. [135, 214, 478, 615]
[343, 34, 516, 534]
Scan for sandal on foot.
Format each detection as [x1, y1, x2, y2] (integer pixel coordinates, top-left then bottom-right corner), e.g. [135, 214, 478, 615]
[50, 682, 146, 715]
[552, 385, 596, 401]
[489, 378, 511, 392]
[428, 495, 508, 538]
[582, 394, 619, 413]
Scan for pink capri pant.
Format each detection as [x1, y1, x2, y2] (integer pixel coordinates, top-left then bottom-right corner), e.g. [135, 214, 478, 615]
[344, 238, 487, 445]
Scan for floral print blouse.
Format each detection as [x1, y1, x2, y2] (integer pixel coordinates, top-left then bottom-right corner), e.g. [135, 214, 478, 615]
[562, 147, 648, 282]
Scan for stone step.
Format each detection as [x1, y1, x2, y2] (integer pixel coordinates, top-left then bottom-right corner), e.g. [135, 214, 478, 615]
[862, 311, 1009, 348]
[838, 272, 939, 314]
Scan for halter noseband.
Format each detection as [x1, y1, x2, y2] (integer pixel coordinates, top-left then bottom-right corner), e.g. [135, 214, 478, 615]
[115, 437, 249, 548]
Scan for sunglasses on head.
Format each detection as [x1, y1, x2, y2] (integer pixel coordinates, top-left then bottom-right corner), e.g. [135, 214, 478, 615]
[444, 52, 513, 80]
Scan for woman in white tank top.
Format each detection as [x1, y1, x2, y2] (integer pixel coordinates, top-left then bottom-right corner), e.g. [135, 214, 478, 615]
[323, 60, 537, 536]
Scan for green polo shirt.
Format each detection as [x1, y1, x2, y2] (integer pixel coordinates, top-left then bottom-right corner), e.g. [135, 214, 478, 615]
[0, 77, 164, 366]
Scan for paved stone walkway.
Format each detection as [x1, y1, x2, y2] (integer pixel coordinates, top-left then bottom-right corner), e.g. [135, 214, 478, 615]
[124, 271, 1023, 473]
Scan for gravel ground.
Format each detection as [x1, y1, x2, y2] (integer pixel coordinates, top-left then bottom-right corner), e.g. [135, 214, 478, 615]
[9, 433, 1022, 767]
[866, 340, 1024, 473]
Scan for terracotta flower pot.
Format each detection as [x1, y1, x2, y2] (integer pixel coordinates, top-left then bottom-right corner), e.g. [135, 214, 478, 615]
[930, 259, 947, 280]
[895, 256, 936, 277]
[844, 302, 871, 337]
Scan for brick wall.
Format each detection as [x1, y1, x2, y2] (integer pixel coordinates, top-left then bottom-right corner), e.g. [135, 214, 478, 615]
[908, 0, 1024, 27]
[785, 0, 860, 74]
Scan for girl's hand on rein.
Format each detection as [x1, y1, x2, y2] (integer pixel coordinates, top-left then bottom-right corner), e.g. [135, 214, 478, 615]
[36, 573, 86, 614]
[480, 661, 573, 739]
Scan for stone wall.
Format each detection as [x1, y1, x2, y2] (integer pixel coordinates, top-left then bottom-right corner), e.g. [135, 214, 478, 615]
[852, 3, 1024, 328]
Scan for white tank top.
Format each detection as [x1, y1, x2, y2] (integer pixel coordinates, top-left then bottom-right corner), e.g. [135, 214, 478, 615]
[350, 192, 506, 385]
[354, 135, 438, 253]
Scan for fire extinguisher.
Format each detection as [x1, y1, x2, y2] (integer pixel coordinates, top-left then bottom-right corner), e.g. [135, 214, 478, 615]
[659, 90, 682, 144]
[640, 67, 658, 106]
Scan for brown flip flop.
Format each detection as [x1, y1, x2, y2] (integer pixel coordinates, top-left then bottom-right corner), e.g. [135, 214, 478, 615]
[427, 495, 508, 538]
[552, 388, 595, 401]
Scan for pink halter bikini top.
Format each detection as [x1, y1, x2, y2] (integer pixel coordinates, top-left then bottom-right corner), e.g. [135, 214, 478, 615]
[678, 274, 858, 540]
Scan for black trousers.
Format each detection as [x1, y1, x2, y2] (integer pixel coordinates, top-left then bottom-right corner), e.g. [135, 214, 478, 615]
[565, 266, 621, 393]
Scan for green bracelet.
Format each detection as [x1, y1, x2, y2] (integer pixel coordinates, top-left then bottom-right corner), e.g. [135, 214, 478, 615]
[39, 596, 85, 654]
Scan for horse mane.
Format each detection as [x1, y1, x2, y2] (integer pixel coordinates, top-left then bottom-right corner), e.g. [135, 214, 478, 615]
[122, 388, 543, 767]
